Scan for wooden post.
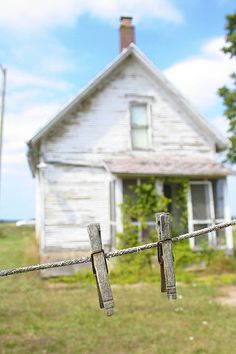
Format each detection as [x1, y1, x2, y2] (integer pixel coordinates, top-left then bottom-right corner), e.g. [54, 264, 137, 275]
[87, 223, 114, 316]
[156, 213, 177, 300]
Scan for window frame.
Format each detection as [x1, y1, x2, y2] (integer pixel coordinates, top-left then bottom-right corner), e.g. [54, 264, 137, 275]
[109, 179, 117, 248]
[188, 180, 228, 250]
[129, 101, 152, 150]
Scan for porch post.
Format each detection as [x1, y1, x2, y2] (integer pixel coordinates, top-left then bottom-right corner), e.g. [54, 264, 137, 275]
[187, 182, 195, 250]
[224, 178, 234, 255]
[115, 177, 123, 234]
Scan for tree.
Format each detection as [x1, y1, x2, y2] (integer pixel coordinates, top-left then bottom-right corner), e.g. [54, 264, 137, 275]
[218, 12, 236, 163]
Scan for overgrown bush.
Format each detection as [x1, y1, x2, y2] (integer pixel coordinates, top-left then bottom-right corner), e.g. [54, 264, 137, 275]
[115, 178, 171, 279]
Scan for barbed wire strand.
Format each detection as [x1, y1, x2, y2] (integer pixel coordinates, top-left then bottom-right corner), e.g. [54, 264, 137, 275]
[0, 219, 235, 277]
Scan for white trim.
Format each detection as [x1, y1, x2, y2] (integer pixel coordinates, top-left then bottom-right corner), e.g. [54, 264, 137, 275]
[192, 219, 213, 224]
[129, 101, 153, 150]
[35, 169, 40, 241]
[190, 180, 209, 185]
[38, 166, 46, 253]
[224, 178, 234, 252]
[187, 183, 195, 249]
[115, 177, 123, 234]
[148, 103, 153, 149]
[155, 179, 163, 195]
[189, 179, 233, 251]
[208, 181, 217, 247]
[110, 179, 117, 248]
[189, 180, 214, 249]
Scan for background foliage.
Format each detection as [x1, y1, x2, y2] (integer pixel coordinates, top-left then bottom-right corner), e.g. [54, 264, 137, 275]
[218, 12, 236, 163]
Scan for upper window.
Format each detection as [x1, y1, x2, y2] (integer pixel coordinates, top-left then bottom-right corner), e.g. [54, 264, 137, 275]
[130, 104, 149, 150]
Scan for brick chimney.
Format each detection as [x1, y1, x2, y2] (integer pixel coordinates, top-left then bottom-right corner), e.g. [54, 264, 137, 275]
[119, 16, 135, 52]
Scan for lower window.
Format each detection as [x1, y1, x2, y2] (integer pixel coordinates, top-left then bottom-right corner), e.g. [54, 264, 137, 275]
[189, 180, 226, 249]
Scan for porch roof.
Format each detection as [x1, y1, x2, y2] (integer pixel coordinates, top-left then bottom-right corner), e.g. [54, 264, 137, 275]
[104, 156, 234, 177]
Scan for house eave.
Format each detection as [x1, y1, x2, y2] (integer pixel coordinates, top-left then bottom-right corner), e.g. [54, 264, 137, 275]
[27, 141, 38, 177]
[113, 172, 232, 178]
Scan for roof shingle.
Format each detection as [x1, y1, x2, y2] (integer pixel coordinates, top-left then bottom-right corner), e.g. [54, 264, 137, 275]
[104, 156, 234, 177]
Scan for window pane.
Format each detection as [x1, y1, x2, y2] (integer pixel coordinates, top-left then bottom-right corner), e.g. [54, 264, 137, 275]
[123, 179, 137, 221]
[194, 224, 210, 248]
[191, 184, 211, 220]
[109, 180, 116, 222]
[164, 183, 187, 234]
[110, 224, 116, 246]
[141, 224, 156, 242]
[123, 179, 137, 199]
[216, 228, 226, 247]
[131, 128, 148, 149]
[131, 105, 147, 126]
[213, 179, 225, 219]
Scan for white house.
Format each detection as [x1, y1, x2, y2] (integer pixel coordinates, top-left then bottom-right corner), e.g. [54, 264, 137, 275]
[27, 17, 234, 275]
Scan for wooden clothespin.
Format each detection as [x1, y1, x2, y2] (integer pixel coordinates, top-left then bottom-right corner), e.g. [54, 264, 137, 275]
[87, 223, 114, 316]
[156, 212, 177, 300]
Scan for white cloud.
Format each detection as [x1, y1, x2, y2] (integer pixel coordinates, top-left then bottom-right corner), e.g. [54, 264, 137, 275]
[7, 89, 46, 110]
[0, 0, 79, 31]
[2, 152, 25, 165]
[5, 102, 61, 142]
[40, 57, 75, 74]
[85, 0, 183, 23]
[2, 100, 62, 174]
[0, 60, 74, 181]
[8, 68, 71, 91]
[164, 37, 235, 111]
[2, 165, 30, 177]
[0, 0, 183, 32]
[211, 115, 229, 138]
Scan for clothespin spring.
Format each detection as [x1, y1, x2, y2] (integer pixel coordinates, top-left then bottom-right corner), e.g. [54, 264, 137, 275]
[91, 249, 109, 309]
[157, 239, 171, 293]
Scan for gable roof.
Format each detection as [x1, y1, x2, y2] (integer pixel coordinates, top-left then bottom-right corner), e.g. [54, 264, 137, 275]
[27, 44, 228, 150]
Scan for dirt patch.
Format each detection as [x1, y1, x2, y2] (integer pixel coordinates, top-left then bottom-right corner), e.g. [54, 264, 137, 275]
[216, 286, 236, 306]
[0, 334, 52, 352]
[111, 282, 152, 289]
[44, 281, 81, 290]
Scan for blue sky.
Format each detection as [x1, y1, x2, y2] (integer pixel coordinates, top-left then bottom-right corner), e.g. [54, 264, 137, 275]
[0, 0, 235, 220]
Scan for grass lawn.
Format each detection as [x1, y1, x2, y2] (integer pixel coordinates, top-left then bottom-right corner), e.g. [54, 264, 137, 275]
[0, 224, 236, 353]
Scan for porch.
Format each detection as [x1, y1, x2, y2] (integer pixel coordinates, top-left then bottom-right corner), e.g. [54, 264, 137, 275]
[105, 156, 234, 254]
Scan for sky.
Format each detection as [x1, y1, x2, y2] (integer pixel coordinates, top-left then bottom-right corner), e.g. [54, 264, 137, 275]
[0, 0, 235, 220]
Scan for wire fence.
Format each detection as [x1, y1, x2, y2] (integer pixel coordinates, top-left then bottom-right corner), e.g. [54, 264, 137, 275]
[0, 219, 235, 278]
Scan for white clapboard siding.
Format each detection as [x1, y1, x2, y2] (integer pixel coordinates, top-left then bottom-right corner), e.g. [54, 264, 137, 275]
[43, 56, 215, 162]
[42, 165, 110, 250]
[44, 225, 110, 250]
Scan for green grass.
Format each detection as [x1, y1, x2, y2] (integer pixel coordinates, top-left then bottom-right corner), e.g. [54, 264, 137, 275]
[0, 224, 236, 353]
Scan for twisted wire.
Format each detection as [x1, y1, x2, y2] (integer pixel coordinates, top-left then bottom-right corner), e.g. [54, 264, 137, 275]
[0, 219, 235, 277]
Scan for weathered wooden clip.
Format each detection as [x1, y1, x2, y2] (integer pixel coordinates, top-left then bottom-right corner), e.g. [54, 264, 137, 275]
[156, 212, 177, 300]
[87, 223, 114, 316]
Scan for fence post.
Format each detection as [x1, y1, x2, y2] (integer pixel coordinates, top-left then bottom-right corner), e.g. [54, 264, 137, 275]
[87, 223, 114, 316]
[156, 212, 177, 300]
